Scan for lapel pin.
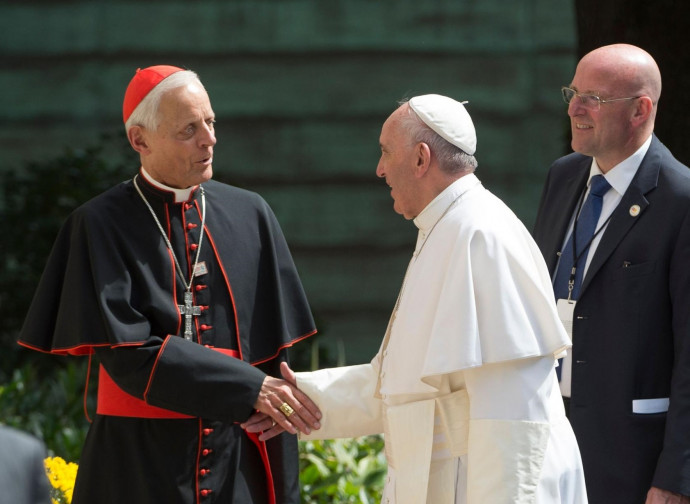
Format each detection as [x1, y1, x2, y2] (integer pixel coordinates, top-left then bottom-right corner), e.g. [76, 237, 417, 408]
[629, 204, 640, 217]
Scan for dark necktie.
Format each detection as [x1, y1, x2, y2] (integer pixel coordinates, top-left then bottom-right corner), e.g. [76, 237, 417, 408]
[553, 174, 611, 301]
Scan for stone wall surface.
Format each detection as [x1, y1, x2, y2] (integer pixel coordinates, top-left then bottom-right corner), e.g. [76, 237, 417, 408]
[0, 0, 576, 363]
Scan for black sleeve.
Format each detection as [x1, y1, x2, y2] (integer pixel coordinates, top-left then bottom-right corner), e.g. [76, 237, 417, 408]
[96, 335, 267, 423]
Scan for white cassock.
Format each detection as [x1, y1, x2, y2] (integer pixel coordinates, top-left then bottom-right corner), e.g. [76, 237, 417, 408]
[297, 174, 587, 503]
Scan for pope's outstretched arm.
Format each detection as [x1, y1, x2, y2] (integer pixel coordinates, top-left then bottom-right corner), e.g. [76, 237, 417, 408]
[243, 360, 384, 442]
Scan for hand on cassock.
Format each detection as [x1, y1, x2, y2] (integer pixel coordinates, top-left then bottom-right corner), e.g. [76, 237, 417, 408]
[242, 362, 321, 441]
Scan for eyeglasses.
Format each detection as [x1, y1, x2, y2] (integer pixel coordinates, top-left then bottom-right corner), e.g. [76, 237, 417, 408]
[561, 86, 640, 111]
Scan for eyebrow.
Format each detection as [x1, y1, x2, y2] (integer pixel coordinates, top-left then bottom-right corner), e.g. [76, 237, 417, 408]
[570, 85, 600, 96]
[179, 114, 214, 127]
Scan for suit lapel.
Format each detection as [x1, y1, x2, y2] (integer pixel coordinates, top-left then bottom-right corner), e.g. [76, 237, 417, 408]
[543, 162, 589, 273]
[579, 138, 661, 295]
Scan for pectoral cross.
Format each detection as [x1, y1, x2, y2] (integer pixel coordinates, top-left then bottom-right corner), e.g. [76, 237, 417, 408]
[179, 291, 202, 340]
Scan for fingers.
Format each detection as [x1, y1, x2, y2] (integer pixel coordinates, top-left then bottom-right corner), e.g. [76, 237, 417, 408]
[645, 486, 690, 504]
[241, 411, 272, 431]
[240, 411, 288, 442]
[280, 361, 297, 386]
[253, 375, 322, 438]
[288, 383, 322, 426]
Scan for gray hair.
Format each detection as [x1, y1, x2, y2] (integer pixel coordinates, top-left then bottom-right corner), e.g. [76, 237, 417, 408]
[125, 70, 204, 132]
[397, 98, 478, 175]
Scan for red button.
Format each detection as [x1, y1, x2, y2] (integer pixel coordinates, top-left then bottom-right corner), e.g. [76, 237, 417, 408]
[200, 324, 213, 331]
[202, 449, 213, 456]
[185, 203, 194, 210]
[187, 223, 198, 230]
[190, 243, 198, 251]
[200, 468, 210, 477]
[200, 489, 212, 497]
[195, 285, 207, 292]
[203, 428, 214, 436]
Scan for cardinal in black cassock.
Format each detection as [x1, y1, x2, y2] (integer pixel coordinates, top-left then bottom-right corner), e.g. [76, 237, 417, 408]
[18, 65, 317, 504]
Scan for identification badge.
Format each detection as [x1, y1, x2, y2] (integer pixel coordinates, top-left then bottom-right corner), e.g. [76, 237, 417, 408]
[556, 298, 576, 340]
[194, 261, 208, 277]
[556, 298, 576, 396]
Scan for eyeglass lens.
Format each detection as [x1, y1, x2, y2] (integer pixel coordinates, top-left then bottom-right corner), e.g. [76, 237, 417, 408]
[562, 88, 599, 109]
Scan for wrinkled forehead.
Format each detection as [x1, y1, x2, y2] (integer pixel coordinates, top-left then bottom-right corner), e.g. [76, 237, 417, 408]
[158, 85, 213, 123]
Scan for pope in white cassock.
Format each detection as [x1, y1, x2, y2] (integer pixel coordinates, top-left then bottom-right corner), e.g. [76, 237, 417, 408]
[243, 94, 587, 503]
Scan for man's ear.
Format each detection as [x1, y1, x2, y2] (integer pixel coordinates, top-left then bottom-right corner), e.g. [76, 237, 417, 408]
[631, 96, 654, 127]
[127, 126, 151, 155]
[414, 142, 432, 178]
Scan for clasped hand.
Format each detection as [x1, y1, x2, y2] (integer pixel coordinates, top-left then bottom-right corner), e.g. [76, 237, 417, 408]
[242, 362, 320, 441]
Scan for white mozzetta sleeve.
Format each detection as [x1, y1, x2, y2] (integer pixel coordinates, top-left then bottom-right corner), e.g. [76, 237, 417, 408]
[463, 356, 555, 503]
[295, 362, 384, 440]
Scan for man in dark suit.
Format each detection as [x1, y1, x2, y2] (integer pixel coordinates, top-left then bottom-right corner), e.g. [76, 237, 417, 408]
[0, 425, 51, 504]
[533, 44, 690, 503]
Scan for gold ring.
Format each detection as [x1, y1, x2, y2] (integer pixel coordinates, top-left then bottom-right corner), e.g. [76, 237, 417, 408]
[279, 402, 295, 417]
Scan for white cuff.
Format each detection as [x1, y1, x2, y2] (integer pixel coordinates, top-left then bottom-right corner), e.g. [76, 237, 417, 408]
[296, 364, 383, 440]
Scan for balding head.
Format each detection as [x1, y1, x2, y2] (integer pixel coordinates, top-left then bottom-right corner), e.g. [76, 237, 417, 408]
[580, 44, 661, 108]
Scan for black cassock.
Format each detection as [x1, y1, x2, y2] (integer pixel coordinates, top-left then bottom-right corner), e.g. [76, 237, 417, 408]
[19, 172, 316, 503]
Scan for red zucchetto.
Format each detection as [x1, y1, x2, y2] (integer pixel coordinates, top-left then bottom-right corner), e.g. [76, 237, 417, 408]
[122, 65, 184, 124]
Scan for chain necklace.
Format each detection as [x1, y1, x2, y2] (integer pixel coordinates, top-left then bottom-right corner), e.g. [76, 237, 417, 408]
[133, 174, 207, 340]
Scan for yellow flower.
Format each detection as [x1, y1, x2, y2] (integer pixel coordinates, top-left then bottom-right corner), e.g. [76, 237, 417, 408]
[45, 457, 78, 504]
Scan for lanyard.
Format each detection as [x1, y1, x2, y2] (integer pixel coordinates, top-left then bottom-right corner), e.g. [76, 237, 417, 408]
[565, 187, 613, 299]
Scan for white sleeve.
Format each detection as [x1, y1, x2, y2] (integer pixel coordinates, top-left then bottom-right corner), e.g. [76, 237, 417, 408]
[295, 361, 384, 440]
[463, 356, 556, 503]
[464, 355, 556, 421]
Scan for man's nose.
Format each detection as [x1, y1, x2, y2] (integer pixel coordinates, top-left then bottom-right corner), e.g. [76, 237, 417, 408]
[200, 124, 217, 147]
[568, 98, 585, 117]
[376, 160, 385, 178]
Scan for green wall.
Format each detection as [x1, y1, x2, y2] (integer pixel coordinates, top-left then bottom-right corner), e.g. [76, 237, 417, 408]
[0, 1, 576, 363]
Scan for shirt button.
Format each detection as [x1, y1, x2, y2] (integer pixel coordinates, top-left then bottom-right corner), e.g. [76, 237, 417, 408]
[190, 243, 198, 251]
[187, 222, 198, 230]
[200, 489, 212, 497]
[202, 449, 213, 456]
[203, 428, 214, 436]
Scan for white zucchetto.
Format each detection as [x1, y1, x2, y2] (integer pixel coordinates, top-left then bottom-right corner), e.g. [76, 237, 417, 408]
[409, 94, 477, 155]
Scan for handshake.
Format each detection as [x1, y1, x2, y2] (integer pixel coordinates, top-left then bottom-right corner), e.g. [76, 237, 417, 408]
[243, 362, 321, 441]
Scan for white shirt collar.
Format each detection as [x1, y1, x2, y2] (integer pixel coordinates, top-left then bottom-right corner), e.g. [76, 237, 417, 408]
[590, 134, 653, 196]
[140, 167, 197, 203]
[413, 173, 482, 232]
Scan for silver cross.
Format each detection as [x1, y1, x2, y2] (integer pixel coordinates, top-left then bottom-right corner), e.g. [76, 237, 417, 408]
[179, 291, 202, 340]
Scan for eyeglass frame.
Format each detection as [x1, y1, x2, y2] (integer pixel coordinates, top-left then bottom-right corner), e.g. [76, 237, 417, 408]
[561, 86, 641, 110]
